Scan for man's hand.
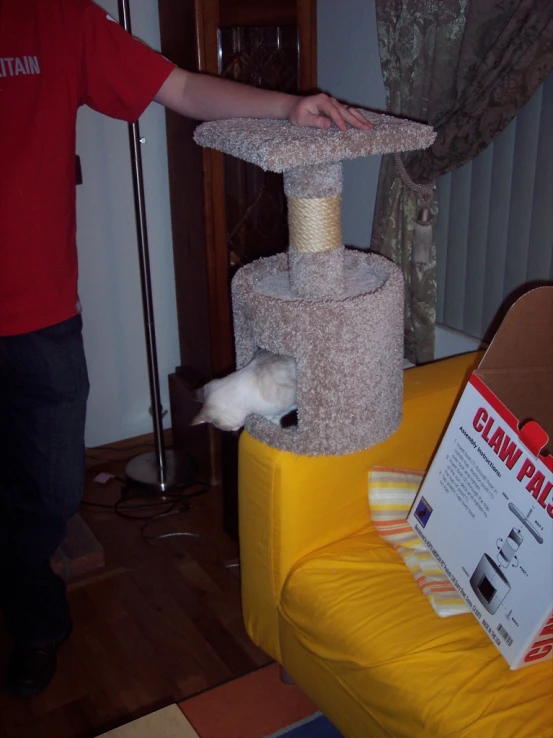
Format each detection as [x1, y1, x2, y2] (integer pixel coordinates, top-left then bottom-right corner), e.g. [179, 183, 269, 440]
[155, 69, 373, 131]
[287, 93, 372, 131]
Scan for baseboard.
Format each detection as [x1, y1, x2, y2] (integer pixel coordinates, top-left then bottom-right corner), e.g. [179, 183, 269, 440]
[85, 429, 173, 468]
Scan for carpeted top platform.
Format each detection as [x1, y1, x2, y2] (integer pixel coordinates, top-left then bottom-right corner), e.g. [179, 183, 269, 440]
[194, 110, 436, 172]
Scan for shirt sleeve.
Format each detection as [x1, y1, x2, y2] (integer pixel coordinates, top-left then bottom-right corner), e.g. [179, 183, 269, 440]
[80, 1, 176, 122]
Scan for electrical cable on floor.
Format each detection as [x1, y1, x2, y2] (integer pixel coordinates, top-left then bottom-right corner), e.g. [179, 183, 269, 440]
[138, 506, 226, 566]
[140, 511, 239, 569]
[81, 473, 237, 569]
[81, 483, 209, 517]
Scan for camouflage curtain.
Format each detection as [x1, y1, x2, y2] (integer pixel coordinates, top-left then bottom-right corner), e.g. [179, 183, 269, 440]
[372, 0, 553, 364]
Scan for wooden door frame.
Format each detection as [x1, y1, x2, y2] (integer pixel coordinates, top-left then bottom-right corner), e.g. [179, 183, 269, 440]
[195, 0, 318, 378]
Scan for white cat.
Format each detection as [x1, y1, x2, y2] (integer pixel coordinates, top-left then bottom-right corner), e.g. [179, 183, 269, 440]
[191, 350, 297, 432]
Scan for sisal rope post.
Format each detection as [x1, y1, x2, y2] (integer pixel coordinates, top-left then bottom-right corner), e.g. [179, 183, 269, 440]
[288, 196, 342, 254]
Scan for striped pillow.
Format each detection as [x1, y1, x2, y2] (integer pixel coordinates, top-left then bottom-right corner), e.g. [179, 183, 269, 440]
[368, 467, 470, 618]
[367, 467, 426, 550]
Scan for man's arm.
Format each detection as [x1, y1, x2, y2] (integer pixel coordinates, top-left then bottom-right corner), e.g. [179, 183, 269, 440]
[154, 68, 371, 131]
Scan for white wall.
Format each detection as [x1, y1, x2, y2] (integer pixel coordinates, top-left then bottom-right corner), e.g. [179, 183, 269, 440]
[76, 0, 179, 446]
[317, 0, 386, 247]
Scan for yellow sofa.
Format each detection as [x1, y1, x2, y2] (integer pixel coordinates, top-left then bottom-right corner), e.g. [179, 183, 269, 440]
[238, 352, 553, 738]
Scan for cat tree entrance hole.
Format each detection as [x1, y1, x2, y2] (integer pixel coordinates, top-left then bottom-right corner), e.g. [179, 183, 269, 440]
[251, 345, 299, 431]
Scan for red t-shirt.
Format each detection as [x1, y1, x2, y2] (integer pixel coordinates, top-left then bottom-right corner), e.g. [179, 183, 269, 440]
[0, 0, 175, 336]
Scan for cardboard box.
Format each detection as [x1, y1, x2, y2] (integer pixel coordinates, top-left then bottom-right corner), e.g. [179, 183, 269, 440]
[407, 287, 553, 669]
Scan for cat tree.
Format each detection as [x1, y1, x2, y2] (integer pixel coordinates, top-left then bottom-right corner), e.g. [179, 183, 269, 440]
[194, 110, 435, 455]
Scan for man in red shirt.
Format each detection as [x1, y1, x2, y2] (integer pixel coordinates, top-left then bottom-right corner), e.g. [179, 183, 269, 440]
[0, 0, 368, 699]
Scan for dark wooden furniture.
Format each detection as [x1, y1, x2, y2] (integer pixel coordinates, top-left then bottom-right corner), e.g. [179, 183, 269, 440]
[158, 0, 317, 537]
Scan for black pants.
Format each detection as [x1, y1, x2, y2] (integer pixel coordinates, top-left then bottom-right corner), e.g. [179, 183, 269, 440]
[0, 315, 89, 647]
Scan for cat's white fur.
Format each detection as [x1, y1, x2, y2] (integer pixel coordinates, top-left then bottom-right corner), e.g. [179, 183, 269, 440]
[191, 350, 297, 432]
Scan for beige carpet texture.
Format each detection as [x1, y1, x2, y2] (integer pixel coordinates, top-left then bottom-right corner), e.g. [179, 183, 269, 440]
[232, 251, 404, 455]
[194, 108, 436, 455]
[193, 110, 436, 173]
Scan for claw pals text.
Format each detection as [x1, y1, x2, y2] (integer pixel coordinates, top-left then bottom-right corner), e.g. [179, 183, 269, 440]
[471, 406, 553, 518]
[524, 614, 553, 664]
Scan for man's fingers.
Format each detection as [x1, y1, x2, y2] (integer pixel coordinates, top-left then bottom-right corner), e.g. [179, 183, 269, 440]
[307, 114, 333, 130]
[321, 98, 373, 131]
[342, 105, 373, 129]
[290, 93, 374, 131]
[325, 104, 349, 131]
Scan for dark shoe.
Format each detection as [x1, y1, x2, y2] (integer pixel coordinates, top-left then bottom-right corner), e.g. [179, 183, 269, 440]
[4, 625, 72, 699]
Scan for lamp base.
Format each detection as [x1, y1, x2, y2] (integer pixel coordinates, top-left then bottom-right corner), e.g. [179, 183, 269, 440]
[124, 449, 194, 496]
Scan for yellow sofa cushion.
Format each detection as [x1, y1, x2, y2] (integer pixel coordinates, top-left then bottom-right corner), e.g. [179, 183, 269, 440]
[239, 353, 483, 663]
[368, 467, 469, 617]
[279, 531, 553, 738]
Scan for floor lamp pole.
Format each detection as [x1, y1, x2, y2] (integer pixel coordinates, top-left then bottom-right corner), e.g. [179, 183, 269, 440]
[117, 0, 192, 494]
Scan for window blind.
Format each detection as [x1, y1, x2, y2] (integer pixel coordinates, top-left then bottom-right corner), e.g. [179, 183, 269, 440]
[436, 71, 553, 340]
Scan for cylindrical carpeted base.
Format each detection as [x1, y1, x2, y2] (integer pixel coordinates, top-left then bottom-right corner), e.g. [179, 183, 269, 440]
[232, 251, 405, 456]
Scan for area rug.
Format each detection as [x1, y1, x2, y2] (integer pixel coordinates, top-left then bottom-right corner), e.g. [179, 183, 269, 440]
[99, 664, 344, 737]
[266, 712, 344, 737]
[178, 663, 343, 738]
[98, 704, 199, 737]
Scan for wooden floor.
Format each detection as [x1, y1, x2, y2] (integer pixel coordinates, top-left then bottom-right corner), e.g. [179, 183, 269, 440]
[0, 445, 271, 738]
